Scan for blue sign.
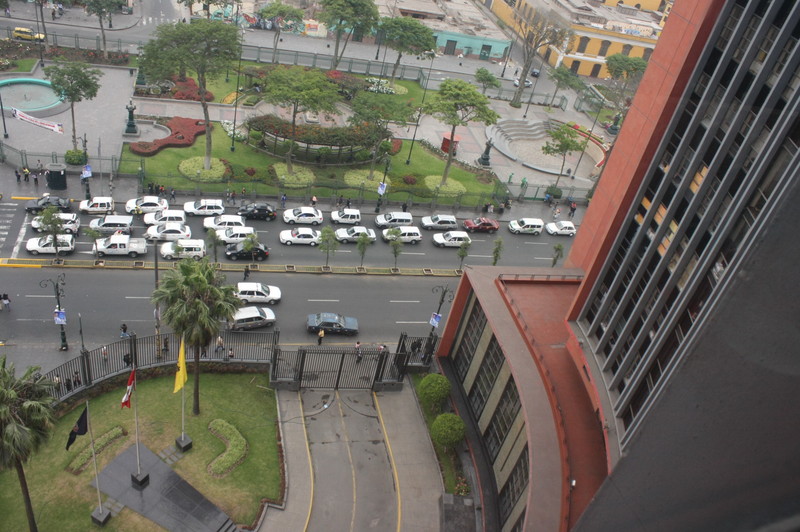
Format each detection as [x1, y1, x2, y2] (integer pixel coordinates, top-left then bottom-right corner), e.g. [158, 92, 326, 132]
[377, 182, 387, 196]
[54, 309, 66, 325]
[430, 312, 441, 328]
[81, 165, 92, 178]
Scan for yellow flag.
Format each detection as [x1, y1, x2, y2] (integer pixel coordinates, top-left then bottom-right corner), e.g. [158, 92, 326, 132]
[173, 336, 188, 393]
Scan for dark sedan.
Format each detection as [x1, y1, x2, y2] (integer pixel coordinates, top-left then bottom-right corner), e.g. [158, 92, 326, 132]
[463, 217, 500, 233]
[25, 195, 71, 214]
[238, 202, 277, 221]
[306, 312, 359, 336]
[225, 242, 270, 261]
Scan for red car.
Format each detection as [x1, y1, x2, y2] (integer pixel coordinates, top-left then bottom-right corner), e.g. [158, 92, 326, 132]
[463, 217, 500, 234]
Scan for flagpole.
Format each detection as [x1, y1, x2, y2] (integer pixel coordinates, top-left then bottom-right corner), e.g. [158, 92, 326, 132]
[87, 400, 103, 512]
[181, 385, 185, 440]
[133, 364, 141, 476]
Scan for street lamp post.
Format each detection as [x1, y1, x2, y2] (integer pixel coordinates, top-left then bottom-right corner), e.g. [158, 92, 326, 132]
[427, 284, 454, 364]
[40, 274, 69, 351]
[0, 90, 9, 138]
[523, 55, 546, 119]
[231, 8, 243, 152]
[375, 156, 390, 213]
[406, 51, 435, 165]
[374, 29, 383, 61]
[574, 98, 603, 179]
[500, 39, 514, 78]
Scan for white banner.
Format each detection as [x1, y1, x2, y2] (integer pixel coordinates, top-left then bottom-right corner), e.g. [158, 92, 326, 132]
[12, 109, 64, 134]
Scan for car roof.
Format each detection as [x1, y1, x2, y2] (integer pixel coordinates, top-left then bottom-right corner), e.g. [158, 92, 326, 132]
[99, 215, 133, 222]
[159, 222, 185, 229]
[237, 282, 266, 290]
[292, 227, 317, 234]
[197, 199, 223, 205]
[139, 195, 161, 202]
[443, 231, 470, 238]
[87, 196, 113, 202]
[337, 208, 360, 214]
[234, 306, 272, 319]
[173, 239, 203, 246]
[316, 312, 342, 321]
[430, 214, 456, 221]
[516, 218, 543, 224]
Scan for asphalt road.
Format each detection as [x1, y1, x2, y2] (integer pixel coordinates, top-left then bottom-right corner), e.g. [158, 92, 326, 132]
[0, 267, 456, 373]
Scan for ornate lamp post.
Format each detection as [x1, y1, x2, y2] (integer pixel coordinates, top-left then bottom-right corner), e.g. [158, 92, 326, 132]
[426, 284, 454, 364]
[125, 99, 138, 134]
[231, 9, 244, 152]
[406, 50, 435, 165]
[0, 91, 9, 138]
[375, 156, 391, 213]
[40, 273, 69, 351]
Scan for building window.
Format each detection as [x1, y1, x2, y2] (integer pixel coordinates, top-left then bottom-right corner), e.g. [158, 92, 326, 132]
[498, 444, 529, 525]
[622, 44, 633, 56]
[483, 378, 521, 461]
[467, 336, 504, 417]
[453, 303, 486, 381]
[643, 48, 653, 61]
[577, 36, 590, 54]
[599, 40, 611, 56]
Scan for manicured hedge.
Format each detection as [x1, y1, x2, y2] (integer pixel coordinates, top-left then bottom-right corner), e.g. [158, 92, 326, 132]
[207, 418, 248, 477]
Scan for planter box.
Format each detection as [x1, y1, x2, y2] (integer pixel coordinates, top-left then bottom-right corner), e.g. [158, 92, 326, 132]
[356, 266, 367, 274]
[321, 266, 332, 273]
[133, 261, 145, 268]
[94, 260, 105, 267]
[285, 265, 296, 272]
[423, 268, 433, 275]
[391, 268, 400, 274]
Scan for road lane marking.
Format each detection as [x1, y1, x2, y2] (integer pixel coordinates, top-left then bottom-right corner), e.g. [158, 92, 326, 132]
[470, 254, 492, 258]
[125, 296, 151, 299]
[308, 299, 339, 302]
[26, 295, 54, 298]
[525, 242, 550, 245]
[396, 321, 428, 324]
[389, 300, 420, 303]
[401, 252, 425, 255]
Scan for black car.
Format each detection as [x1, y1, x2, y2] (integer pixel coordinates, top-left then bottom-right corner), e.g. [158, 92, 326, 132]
[307, 313, 359, 336]
[25, 195, 71, 214]
[225, 242, 269, 261]
[238, 202, 277, 221]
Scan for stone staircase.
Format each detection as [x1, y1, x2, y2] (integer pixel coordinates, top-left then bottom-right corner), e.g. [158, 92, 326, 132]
[486, 119, 553, 161]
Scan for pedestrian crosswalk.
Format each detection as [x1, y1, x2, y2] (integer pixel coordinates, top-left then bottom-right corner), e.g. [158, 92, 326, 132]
[139, 16, 184, 26]
[0, 204, 15, 250]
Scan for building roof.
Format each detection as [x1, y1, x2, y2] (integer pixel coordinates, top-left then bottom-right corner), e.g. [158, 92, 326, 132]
[461, 266, 608, 530]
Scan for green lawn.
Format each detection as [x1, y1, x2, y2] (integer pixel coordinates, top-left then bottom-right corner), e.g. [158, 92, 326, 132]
[411, 373, 462, 494]
[0, 373, 281, 531]
[12, 58, 38, 73]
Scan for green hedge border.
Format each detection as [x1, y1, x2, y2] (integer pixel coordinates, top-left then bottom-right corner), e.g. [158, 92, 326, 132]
[66, 426, 126, 474]
[207, 418, 249, 478]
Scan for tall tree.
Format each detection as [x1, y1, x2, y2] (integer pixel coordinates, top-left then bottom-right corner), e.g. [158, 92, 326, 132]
[175, 0, 228, 19]
[492, 237, 503, 266]
[386, 228, 403, 269]
[349, 91, 412, 180]
[36, 0, 50, 52]
[456, 240, 471, 270]
[318, 226, 339, 267]
[262, 65, 339, 173]
[0, 357, 55, 532]
[260, 1, 305, 64]
[379, 16, 436, 82]
[541, 123, 586, 188]
[548, 65, 585, 107]
[509, 8, 572, 107]
[206, 228, 224, 263]
[151, 259, 240, 415]
[44, 61, 104, 151]
[356, 231, 371, 268]
[140, 20, 241, 170]
[425, 79, 499, 186]
[85, 0, 118, 60]
[474, 67, 501, 95]
[36, 206, 66, 257]
[604, 53, 648, 121]
[318, 0, 379, 69]
[241, 233, 261, 263]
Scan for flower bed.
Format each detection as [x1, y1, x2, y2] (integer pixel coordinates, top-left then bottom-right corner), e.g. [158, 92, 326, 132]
[171, 77, 214, 102]
[0, 40, 131, 65]
[247, 114, 385, 147]
[129, 117, 208, 156]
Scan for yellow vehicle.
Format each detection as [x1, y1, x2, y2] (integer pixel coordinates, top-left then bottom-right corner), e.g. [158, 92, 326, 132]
[13, 27, 45, 42]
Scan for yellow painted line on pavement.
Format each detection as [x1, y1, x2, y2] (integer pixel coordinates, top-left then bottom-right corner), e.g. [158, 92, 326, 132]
[374, 391, 402, 532]
[0, 262, 42, 268]
[299, 390, 314, 532]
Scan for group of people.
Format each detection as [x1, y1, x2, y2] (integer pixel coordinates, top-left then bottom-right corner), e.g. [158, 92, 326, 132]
[52, 370, 81, 394]
[0, 293, 10, 311]
[225, 188, 247, 205]
[146, 183, 176, 202]
[15, 162, 44, 185]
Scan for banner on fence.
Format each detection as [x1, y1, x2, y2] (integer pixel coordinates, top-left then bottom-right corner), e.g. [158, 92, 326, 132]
[12, 109, 64, 134]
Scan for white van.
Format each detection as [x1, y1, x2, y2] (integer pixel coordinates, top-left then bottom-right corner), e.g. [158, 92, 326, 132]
[144, 209, 186, 226]
[375, 211, 413, 228]
[160, 239, 206, 260]
[382, 226, 422, 244]
[229, 306, 276, 331]
[235, 282, 282, 305]
[331, 208, 362, 224]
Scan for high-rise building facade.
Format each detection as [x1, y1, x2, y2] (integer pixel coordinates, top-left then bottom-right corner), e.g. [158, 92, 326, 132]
[438, 0, 800, 530]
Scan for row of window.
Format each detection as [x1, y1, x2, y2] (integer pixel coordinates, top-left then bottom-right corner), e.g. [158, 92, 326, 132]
[453, 302, 486, 381]
[498, 444, 529, 525]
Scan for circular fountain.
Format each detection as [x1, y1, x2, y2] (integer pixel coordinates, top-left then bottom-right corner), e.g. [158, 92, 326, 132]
[0, 78, 69, 118]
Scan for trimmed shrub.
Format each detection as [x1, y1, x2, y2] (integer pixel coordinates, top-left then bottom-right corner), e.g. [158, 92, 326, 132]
[129, 117, 208, 156]
[207, 418, 248, 477]
[547, 185, 563, 199]
[424, 175, 467, 196]
[65, 149, 87, 165]
[67, 426, 125, 474]
[419, 373, 450, 413]
[403, 175, 417, 185]
[178, 157, 227, 182]
[389, 138, 403, 155]
[431, 413, 466, 451]
[248, 130, 263, 143]
[273, 163, 316, 188]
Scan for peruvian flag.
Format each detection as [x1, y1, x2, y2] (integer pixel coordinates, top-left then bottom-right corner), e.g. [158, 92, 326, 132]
[121, 369, 136, 409]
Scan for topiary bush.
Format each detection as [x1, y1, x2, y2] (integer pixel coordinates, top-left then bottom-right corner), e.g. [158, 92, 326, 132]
[65, 149, 87, 165]
[178, 156, 227, 182]
[273, 163, 316, 188]
[546, 185, 563, 199]
[431, 413, 466, 452]
[207, 418, 248, 478]
[419, 373, 451, 414]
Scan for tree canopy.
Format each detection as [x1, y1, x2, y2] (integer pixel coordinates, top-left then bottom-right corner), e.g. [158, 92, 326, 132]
[349, 91, 412, 179]
[604, 53, 648, 119]
[548, 65, 585, 107]
[44, 61, 104, 151]
[259, 1, 305, 63]
[425, 79, 499, 186]
[509, 9, 573, 107]
[379, 16, 436, 81]
[262, 66, 340, 173]
[85, 0, 118, 59]
[318, 0, 379, 69]
[541, 123, 586, 188]
[139, 20, 241, 170]
[474, 67, 501, 94]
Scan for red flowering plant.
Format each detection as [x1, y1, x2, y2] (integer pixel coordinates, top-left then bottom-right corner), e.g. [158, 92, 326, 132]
[129, 117, 209, 156]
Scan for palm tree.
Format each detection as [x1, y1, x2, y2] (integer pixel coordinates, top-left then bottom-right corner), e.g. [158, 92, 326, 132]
[151, 259, 240, 415]
[0, 357, 55, 532]
[206, 228, 224, 263]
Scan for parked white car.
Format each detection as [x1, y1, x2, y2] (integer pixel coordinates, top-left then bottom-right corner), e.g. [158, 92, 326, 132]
[125, 196, 169, 214]
[280, 228, 320, 246]
[508, 218, 544, 235]
[381, 226, 422, 244]
[183, 199, 225, 216]
[421, 214, 458, 231]
[203, 214, 245, 231]
[145, 222, 192, 241]
[545, 221, 577, 236]
[32, 213, 80, 234]
[331, 208, 361, 225]
[283, 207, 323, 225]
[26, 234, 75, 255]
[218, 227, 255, 244]
[235, 282, 282, 305]
[335, 226, 376, 243]
[143, 209, 186, 226]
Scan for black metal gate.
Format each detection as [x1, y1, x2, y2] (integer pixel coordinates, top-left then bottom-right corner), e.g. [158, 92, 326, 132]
[270, 346, 407, 390]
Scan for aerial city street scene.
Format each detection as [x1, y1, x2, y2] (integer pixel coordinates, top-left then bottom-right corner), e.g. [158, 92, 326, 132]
[1, 0, 799, 530]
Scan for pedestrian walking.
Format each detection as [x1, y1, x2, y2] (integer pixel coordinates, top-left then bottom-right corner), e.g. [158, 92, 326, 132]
[72, 371, 81, 388]
[23, 168, 30, 182]
[514, 67, 519, 77]
[243, 265, 250, 280]
[33, 173, 38, 186]
[228, 347, 234, 359]
[162, 337, 169, 355]
[120, 323, 129, 338]
[337, 195, 344, 207]
[230, 191, 236, 204]
[215, 336, 225, 355]
[148, 183, 154, 194]
[4, 7, 11, 17]
[15, 170, 21, 183]
[346, 198, 351, 208]
[553, 208, 561, 220]
[2, 294, 10, 311]
[0, 295, 4, 311]
[51, 8, 56, 20]
[317, 329, 324, 345]
[241, 187, 246, 196]
[569, 202, 577, 218]
[311, 195, 317, 207]
[488, 203, 494, 214]
[53, 374, 62, 394]
[170, 188, 176, 203]
[355, 341, 362, 363]
[123, 353, 132, 366]
[401, 202, 408, 212]
[280, 193, 287, 208]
